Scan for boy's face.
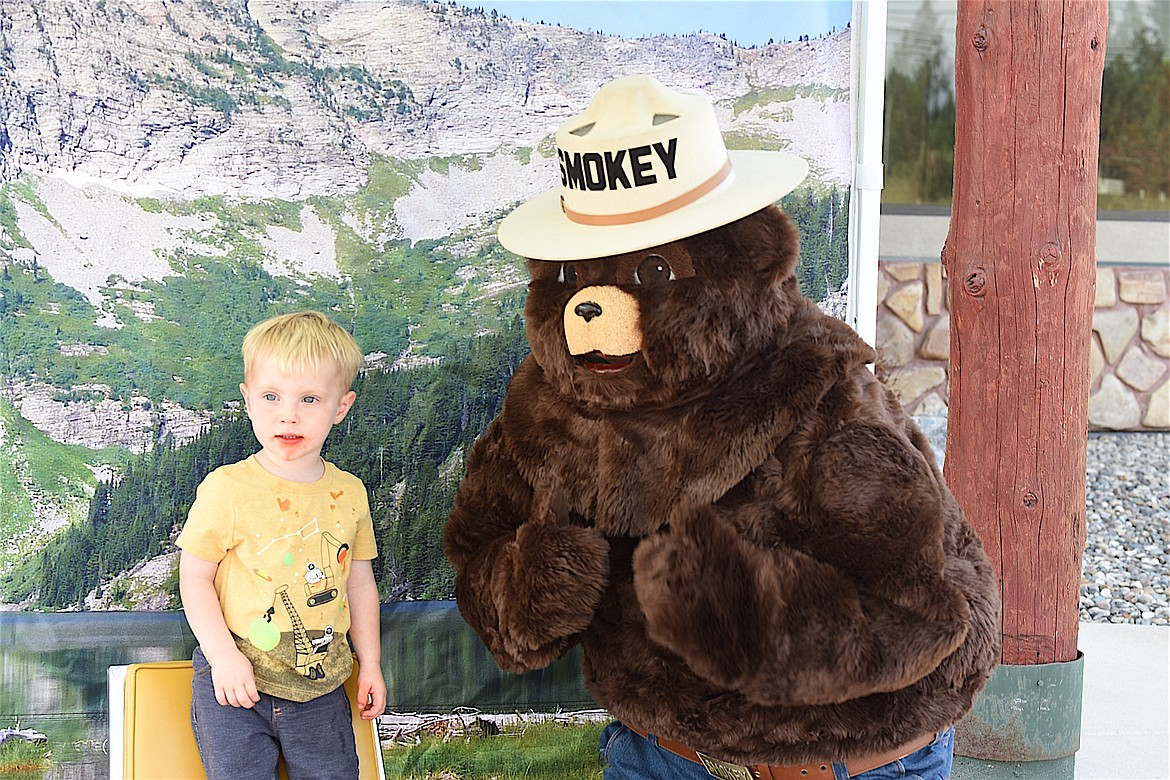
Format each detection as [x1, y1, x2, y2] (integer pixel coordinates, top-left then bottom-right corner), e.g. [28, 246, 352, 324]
[240, 352, 355, 481]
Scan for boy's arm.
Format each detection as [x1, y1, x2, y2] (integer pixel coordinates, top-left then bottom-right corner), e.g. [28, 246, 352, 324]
[346, 559, 386, 720]
[178, 551, 260, 708]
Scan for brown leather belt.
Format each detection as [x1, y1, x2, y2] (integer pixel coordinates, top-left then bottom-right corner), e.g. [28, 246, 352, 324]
[625, 724, 937, 780]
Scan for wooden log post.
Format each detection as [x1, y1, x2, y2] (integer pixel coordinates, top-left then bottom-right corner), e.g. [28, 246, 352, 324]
[943, 0, 1107, 770]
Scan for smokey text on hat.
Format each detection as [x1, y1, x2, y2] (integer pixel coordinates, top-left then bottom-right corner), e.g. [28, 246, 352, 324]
[559, 139, 679, 192]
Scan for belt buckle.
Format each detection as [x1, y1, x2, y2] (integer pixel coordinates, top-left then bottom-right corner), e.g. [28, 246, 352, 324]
[695, 750, 756, 780]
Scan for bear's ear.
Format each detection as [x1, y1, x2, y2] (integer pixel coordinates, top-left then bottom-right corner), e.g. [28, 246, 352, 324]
[686, 206, 800, 286]
[742, 206, 801, 284]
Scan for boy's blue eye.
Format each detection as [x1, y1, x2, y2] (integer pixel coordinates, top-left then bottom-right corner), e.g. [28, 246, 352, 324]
[303, 396, 319, 404]
[263, 393, 277, 402]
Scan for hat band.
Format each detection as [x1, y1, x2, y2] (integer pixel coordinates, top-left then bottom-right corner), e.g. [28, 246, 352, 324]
[560, 157, 733, 227]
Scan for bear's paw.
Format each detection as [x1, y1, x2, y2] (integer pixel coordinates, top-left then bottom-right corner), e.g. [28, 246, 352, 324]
[491, 521, 610, 671]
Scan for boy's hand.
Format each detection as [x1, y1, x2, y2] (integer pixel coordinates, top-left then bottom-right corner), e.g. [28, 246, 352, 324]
[345, 559, 384, 720]
[179, 551, 261, 708]
[355, 667, 386, 720]
[210, 648, 261, 708]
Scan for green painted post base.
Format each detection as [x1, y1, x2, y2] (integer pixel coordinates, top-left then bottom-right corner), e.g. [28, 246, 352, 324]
[953, 754, 1074, 779]
[953, 652, 1084, 780]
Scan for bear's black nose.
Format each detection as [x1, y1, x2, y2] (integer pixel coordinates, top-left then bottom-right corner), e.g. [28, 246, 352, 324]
[575, 302, 603, 323]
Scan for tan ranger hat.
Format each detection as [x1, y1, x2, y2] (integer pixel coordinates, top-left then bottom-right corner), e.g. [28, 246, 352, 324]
[498, 75, 809, 261]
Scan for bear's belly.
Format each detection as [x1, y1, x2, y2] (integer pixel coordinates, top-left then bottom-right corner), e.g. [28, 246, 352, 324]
[577, 537, 973, 767]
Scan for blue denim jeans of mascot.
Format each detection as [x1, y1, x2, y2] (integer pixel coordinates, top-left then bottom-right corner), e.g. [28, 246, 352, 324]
[190, 646, 359, 780]
[600, 721, 956, 780]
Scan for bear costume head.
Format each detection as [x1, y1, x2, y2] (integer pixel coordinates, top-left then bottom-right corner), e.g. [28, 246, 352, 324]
[445, 76, 1000, 772]
[524, 208, 806, 413]
[504, 75, 809, 414]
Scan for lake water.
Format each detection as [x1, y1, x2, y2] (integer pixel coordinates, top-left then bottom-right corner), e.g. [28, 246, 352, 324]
[0, 603, 594, 779]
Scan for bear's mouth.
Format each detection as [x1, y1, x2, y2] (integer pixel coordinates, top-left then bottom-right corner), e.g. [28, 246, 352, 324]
[577, 351, 637, 374]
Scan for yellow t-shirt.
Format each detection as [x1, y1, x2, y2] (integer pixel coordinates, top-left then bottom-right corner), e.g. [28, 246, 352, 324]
[177, 455, 377, 701]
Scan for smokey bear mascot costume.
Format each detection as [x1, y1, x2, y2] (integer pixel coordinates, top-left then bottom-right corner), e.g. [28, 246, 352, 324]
[444, 76, 1000, 780]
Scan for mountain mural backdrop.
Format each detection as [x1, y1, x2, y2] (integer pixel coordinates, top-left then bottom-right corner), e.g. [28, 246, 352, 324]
[0, 0, 852, 609]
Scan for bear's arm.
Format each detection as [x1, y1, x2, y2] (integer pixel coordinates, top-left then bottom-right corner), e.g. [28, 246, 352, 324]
[634, 421, 975, 706]
[444, 420, 610, 674]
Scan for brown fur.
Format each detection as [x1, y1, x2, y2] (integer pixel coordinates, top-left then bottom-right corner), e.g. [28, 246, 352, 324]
[444, 206, 1001, 765]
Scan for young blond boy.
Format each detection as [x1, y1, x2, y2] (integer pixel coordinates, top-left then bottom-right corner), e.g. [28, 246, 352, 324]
[178, 311, 385, 779]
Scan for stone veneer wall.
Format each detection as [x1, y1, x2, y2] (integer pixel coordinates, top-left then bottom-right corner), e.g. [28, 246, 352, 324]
[875, 261, 1169, 432]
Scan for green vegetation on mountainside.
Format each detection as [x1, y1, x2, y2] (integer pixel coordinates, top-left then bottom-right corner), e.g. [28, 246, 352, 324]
[1, 400, 104, 503]
[784, 187, 851, 302]
[0, 398, 121, 587]
[733, 84, 848, 118]
[0, 432, 35, 572]
[0, 156, 526, 410]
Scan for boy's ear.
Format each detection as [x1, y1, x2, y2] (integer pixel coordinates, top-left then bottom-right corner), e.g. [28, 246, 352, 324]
[239, 382, 249, 409]
[333, 389, 357, 424]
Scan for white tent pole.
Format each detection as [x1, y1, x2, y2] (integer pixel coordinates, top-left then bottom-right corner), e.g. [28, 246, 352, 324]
[848, 0, 887, 349]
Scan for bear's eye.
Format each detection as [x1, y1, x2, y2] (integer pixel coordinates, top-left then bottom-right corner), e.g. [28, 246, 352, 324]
[557, 262, 578, 285]
[634, 255, 675, 285]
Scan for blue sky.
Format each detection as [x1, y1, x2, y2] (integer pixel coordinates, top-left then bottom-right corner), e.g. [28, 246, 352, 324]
[457, 1, 853, 47]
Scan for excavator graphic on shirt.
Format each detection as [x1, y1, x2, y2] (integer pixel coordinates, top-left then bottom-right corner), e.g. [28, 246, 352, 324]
[252, 531, 351, 680]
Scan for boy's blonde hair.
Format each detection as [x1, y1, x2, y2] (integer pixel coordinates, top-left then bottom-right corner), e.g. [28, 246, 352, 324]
[242, 311, 364, 388]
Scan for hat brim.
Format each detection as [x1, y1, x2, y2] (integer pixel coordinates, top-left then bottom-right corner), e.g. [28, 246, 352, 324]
[497, 150, 809, 261]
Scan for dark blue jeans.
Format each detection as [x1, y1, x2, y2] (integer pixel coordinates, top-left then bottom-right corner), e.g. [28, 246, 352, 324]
[600, 721, 956, 780]
[190, 646, 359, 780]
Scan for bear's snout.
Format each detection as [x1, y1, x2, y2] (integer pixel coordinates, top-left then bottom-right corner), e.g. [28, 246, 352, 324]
[563, 286, 643, 358]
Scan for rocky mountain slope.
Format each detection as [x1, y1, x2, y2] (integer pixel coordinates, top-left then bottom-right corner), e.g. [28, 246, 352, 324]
[1, 0, 850, 200]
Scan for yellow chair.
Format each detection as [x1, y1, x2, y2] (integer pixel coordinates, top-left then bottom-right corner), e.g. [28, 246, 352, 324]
[108, 660, 385, 780]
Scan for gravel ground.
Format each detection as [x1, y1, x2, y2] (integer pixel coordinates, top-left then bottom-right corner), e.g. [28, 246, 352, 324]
[1081, 431, 1169, 626]
[915, 419, 1169, 628]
